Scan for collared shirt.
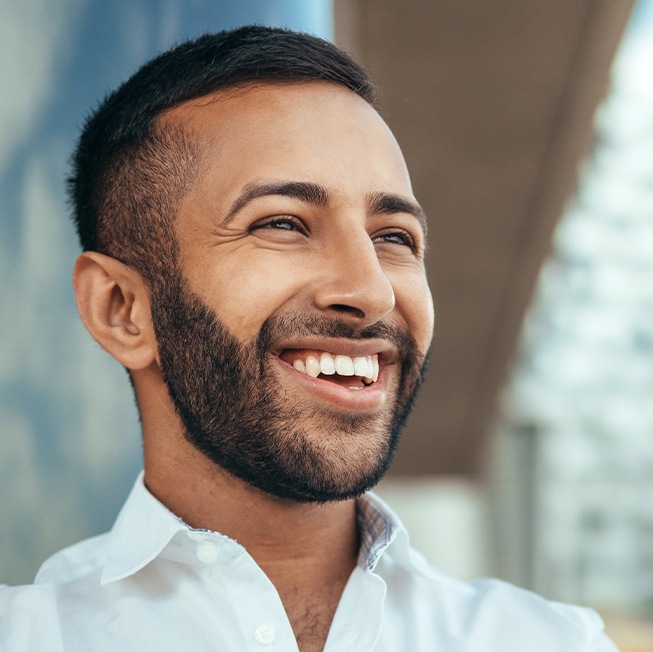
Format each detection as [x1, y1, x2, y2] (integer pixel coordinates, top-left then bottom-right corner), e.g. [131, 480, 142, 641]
[0, 474, 618, 651]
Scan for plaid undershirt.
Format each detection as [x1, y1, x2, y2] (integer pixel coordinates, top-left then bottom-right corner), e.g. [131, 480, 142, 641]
[355, 494, 397, 571]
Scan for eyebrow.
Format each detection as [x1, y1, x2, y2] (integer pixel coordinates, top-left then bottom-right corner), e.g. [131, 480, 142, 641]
[367, 191, 428, 236]
[223, 181, 329, 223]
[222, 179, 427, 235]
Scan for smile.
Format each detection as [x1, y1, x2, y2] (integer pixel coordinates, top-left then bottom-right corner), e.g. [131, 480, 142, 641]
[286, 350, 378, 385]
[277, 347, 384, 395]
[272, 338, 396, 408]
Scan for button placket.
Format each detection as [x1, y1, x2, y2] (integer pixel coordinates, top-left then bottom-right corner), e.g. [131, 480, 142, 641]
[223, 552, 296, 649]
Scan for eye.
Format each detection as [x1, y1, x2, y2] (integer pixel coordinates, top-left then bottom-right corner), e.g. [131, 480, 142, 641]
[372, 229, 417, 252]
[249, 215, 308, 236]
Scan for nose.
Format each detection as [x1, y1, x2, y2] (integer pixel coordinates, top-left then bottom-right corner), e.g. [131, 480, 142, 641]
[312, 230, 396, 327]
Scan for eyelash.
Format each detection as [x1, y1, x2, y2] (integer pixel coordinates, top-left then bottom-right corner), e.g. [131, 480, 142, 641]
[250, 216, 308, 235]
[373, 230, 417, 252]
[250, 218, 418, 253]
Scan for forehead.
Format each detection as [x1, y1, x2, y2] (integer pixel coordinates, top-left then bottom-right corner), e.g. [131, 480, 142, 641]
[161, 82, 414, 201]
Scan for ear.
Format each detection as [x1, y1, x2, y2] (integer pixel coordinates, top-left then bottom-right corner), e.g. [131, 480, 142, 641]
[73, 252, 157, 370]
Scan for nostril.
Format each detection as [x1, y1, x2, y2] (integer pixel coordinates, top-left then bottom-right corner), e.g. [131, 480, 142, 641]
[330, 304, 365, 319]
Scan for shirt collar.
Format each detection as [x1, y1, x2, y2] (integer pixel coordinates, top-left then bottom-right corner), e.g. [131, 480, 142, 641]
[356, 490, 413, 571]
[101, 473, 413, 584]
[101, 472, 187, 584]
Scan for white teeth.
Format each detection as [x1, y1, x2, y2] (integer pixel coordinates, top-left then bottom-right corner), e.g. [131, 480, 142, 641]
[334, 355, 355, 376]
[319, 352, 336, 375]
[354, 356, 370, 378]
[305, 354, 321, 378]
[291, 352, 379, 384]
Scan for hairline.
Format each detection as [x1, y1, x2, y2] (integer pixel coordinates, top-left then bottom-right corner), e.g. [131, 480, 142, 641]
[140, 78, 379, 264]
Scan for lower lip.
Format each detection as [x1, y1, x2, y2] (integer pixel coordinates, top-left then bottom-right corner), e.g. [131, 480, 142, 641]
[272, 357, 389, 411]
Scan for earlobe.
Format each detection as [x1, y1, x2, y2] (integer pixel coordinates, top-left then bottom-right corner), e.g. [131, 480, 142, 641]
[73, 252, 157, 370]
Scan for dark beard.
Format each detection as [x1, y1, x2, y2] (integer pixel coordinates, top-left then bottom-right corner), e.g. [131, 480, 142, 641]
[149, 268, 429, 503]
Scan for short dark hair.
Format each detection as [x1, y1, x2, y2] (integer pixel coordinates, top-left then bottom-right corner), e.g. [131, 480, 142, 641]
[68, 25, 376, 283]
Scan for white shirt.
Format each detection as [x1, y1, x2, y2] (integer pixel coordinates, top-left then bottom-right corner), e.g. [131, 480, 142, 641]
[0, 474, 618, 651]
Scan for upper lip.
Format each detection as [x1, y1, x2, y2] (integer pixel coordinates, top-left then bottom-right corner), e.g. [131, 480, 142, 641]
[270, 337, 399, 365]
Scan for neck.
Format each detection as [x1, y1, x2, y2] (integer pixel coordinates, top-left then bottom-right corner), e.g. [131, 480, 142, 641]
[142, 423, 360, 588]
[137, 373, 362, 650]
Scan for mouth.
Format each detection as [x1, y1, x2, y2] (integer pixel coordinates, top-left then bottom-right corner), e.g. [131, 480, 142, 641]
[270, 339, 396, 411]
[279, 349, 379, 390]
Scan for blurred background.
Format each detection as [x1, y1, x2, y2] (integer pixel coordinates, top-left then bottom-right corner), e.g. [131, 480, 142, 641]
[1, 0, 651, 648]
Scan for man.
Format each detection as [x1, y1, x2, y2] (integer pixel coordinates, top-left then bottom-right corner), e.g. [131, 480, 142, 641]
[0, 26, 617, 651]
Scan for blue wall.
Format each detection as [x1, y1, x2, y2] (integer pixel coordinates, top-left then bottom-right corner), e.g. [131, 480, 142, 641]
[0, 0, 332, 585]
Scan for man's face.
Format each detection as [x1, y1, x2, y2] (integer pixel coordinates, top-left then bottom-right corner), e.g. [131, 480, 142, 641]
[151, 82, 434, 502]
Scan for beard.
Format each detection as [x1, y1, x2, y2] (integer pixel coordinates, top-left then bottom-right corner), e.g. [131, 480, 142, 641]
[149, 267, 429, 503]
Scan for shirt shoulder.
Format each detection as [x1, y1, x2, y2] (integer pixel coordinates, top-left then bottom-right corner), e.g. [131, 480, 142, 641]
[0, 583, 64, 652]
[377, 546, 618, 651]
[0, 533, 109, 652]
[359, 492, 617, 650]
[34, 532, 109, 584]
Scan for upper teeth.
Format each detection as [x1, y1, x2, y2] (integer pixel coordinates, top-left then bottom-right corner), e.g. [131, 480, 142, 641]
[292, 352, 379, 382]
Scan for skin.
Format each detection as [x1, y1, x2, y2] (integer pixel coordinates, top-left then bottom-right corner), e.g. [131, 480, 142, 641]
[73, 82, 434, 652]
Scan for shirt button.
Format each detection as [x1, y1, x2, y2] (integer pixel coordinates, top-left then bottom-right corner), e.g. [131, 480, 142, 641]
[254, 625, 276, 645]
[196, 543, 219, 564]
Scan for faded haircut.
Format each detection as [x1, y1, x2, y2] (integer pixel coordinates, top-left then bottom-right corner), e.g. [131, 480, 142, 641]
[68, 25, 376, 284]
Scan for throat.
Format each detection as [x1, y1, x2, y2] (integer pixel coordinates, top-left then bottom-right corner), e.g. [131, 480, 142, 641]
[282, 579, 350, 652]
[223, 488, 359, 650]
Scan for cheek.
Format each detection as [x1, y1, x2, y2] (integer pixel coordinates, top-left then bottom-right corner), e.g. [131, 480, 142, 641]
[394, 272, 434, 351]
[196, 257, 310, 339]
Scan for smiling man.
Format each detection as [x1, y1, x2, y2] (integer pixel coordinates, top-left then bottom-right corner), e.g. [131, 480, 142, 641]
[0, 26, 617, 652]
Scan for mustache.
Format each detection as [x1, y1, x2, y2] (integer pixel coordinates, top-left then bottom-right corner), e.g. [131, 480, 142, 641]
[255, 312, 421, 361]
